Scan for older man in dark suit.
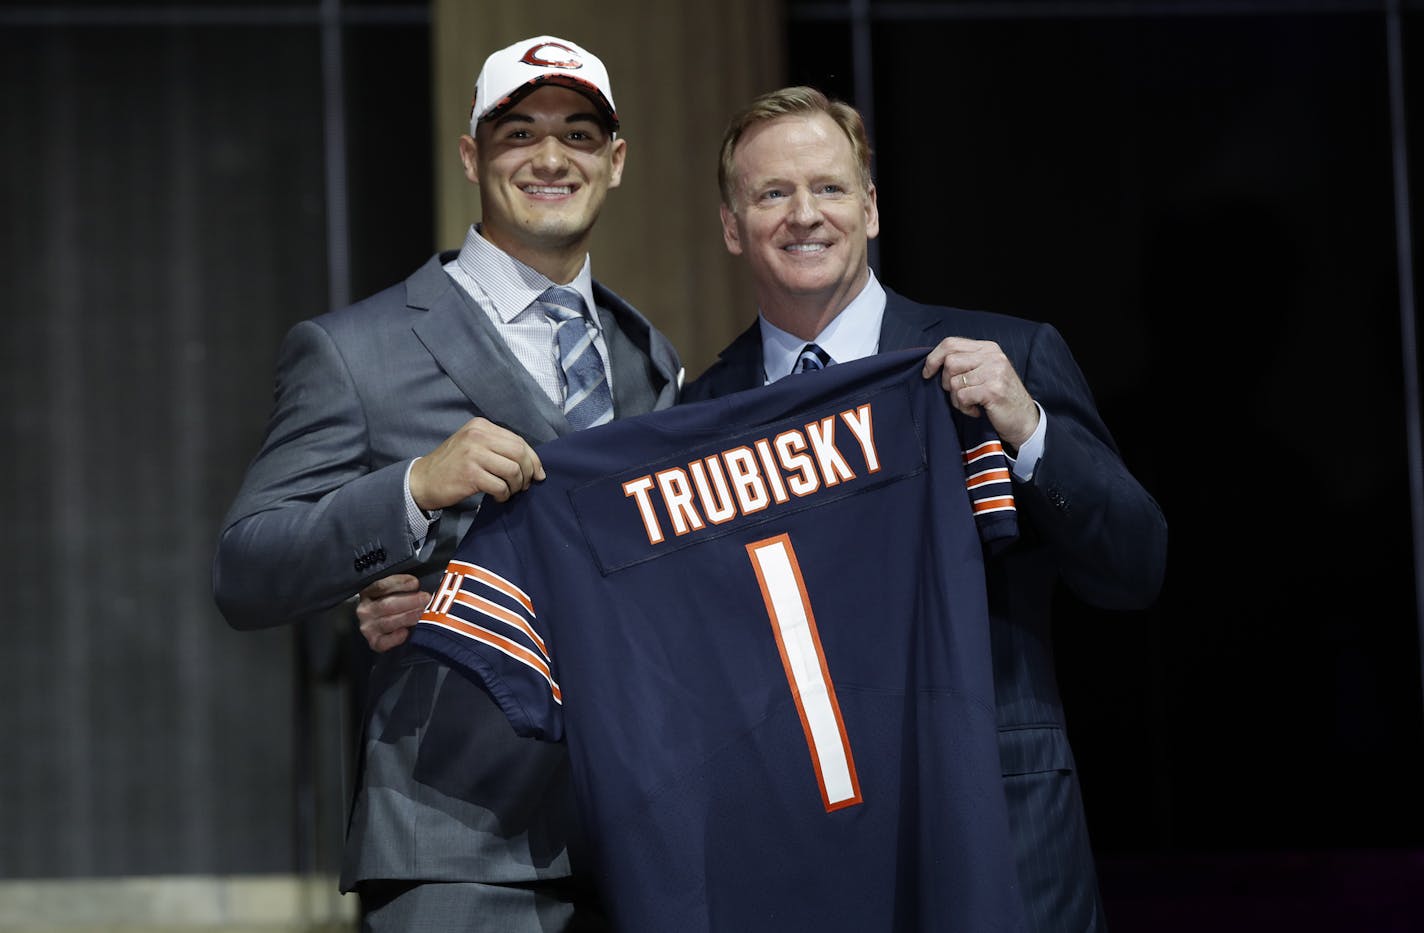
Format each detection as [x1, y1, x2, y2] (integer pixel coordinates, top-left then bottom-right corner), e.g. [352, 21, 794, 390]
[679, 85, 1167, 933]
[212, 35, 680, 932]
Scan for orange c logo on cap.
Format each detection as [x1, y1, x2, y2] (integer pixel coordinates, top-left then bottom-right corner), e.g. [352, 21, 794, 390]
[520, 42, 582, 70]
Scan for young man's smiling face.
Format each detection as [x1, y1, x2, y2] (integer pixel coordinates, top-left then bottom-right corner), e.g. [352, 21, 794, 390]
[462, 84, 626, 278]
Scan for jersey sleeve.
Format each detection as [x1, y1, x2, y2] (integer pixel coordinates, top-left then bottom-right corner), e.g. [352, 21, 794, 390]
[951, 406, 1019, 548]
[408, 519, 566, 742]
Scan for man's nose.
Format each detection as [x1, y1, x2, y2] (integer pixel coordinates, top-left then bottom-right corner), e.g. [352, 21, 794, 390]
[531, 136, 569, 173]
[787, 188, 821, 226]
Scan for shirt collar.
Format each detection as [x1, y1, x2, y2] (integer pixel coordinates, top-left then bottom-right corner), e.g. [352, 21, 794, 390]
[453, 225, 599, 325]
[758, 270, 886, 383]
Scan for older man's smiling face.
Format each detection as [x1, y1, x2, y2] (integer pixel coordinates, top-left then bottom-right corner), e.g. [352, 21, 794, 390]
[720, 111, 879, 328]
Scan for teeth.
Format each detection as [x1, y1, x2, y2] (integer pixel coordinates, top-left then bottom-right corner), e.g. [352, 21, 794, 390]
[524, 185, 572, 195]
[785, 243, 826, 252]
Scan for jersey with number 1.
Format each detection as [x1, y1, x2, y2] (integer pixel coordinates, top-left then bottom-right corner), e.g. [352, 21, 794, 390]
[410, 348, 1026, 933]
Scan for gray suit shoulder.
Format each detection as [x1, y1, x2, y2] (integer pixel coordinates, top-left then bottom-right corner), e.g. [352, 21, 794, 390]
[296, 253, 454, 347]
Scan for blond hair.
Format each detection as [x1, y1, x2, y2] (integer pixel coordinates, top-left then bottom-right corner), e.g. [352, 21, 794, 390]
[717, 85, 873, 208]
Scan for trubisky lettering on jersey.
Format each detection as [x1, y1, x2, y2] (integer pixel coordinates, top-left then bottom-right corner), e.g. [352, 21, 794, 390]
[622, 402, 882, 546]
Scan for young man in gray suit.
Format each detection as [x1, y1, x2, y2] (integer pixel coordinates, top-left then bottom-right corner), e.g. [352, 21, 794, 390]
[678, 86, 1167, 932]
[213, 35, 680, 932]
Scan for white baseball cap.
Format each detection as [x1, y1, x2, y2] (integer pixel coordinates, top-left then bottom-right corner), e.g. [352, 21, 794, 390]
[471, 35, 619, 133]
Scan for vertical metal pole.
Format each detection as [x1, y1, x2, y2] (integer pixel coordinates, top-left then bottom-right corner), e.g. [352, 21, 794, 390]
[294, 0, 352, 875]
[322, 0, 351, 311]
[1385, 0, 1424, 713]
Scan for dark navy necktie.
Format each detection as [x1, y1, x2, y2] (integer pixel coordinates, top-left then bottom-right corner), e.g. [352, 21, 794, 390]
[794, 342, 832, 374]
[538, 286, 614, 430]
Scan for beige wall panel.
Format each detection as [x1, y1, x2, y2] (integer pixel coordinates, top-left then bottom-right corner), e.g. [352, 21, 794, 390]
[433, 0, 785, 377]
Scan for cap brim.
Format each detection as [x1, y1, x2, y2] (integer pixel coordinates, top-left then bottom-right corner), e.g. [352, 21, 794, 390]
[480, 75, 619, 131]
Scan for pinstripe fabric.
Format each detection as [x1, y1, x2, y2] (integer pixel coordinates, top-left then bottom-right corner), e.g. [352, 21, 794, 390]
[683, 286, 1168, 933]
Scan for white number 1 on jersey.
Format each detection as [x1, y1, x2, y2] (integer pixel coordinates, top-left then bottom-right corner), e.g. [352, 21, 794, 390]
[745, 533, 863, 812]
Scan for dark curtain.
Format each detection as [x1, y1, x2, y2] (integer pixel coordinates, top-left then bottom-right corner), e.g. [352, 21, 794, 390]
[0, 15, 429, 876]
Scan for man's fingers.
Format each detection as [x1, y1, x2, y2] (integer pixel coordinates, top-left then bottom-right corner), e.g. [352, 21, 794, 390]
[922, 345, 949, 379]
[361, 573, 421, 600]
[484, 475, 514, 503]
[923, 337, 988, 381]
[373, 627, 412, 653]
[358, 594, 427, 654]
[368, 627, 409, 653]
[416, 417, 547, 509]
[500, 443, 543, 491]
[474, 441, 546, 499]
[379, 593, 431, 616]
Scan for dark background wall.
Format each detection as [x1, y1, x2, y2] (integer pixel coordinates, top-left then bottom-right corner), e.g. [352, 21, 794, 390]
[786, 3, 1424, 928]
[787, 3, 1422, 852]
[0, 2, 433, 878]
[2, 1, 1421, 928]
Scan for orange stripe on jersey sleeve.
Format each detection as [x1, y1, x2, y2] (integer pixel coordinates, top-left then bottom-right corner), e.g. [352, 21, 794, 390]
[452, 590, 550, 661]
[420, 610, 562, 704]
[965, 467, 1011, 489]
[961, 440, 1005, 464]
[448, 559, 536, 616]
[972, 495, 1017, 514]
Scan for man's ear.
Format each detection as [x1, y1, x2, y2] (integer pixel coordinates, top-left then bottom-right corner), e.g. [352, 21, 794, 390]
[865, 183, 880, 240]
[607, 136, 627, 189]
[720, 203, 743, 256]
[457, 135, 480, 185]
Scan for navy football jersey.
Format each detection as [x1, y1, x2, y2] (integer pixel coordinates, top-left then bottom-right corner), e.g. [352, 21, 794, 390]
[410, 349, 1026, 932]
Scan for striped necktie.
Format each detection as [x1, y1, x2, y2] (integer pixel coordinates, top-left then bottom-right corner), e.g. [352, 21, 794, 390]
[794, 342, 832, 374]
[538, 285, 614, 431]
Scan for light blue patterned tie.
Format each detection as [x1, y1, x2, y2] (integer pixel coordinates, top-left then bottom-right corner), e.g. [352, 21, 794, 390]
[794, 342, 832, 374]
[538, 285, 614, 430]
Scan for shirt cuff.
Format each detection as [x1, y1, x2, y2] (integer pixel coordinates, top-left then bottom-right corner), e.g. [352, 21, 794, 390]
[404, 458, 441, 545]
[1007, 402, 1047, 482]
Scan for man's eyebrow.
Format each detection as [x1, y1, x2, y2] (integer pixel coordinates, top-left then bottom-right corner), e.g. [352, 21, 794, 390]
[490, 111, 534, 129]
[488, 110, 605, 129]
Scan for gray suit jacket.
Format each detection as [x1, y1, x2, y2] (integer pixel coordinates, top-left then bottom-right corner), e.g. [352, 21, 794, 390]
[682, 287, 1167, 933]
[213, 252, 681, 894]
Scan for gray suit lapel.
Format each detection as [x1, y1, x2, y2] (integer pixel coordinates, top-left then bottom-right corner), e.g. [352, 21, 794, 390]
[408, 258, 565, 445]
[593, 283, 681, 416]
[599, 305, 648, 417]
[405, 257, 678, 443]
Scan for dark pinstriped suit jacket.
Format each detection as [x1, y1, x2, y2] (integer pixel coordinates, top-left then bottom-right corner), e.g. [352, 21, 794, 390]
[682, 287, 1167, 933]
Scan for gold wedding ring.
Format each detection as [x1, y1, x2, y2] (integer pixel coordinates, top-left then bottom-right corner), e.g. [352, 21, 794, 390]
[960, 373, 969, 389]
